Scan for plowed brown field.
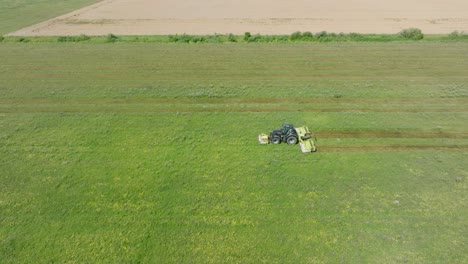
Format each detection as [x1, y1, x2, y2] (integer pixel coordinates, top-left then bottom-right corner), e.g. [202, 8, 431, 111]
[7, 0, 468, 36]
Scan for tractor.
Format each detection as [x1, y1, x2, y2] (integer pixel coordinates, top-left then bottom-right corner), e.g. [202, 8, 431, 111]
[258, 124, 317, 153]
[270, 124, 299, 145]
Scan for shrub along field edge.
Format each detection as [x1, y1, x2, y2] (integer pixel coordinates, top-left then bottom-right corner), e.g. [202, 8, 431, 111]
[1, 29, 468, 44]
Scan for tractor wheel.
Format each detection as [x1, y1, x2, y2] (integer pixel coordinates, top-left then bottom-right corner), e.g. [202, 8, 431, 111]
[271, 137, 281, 144]
[286, 136, 298, 145]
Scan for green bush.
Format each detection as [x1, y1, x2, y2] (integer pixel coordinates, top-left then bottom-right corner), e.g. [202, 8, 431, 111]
[168, 34, 177, 42]
[315, 31, 328, 39]
[398, 28, 424, 40]
[18, 37, 29, 43]
[276, 35, 290, 42]
[0, 36, 4, 42]
[57, 34, 90, 42]
[349, 32, 363, 39]
[448, 30, 466, 38]
[169, 34, 209, 43]
[210, 34, 226, 43]
[449, 31, 460, 37]
[191, 36, 205, 43]
[249, 34, 262, 42]
[244, 32, 251, 41]
[177, 34, 191, 43]
[302, 31, 313, 40]
[290, 31, 302, 41]
[446, 31, 468, 41]
[243, 32, 263, 42]
[227, 33, 237, 42]
[167, 34, 239, 43]
[106, 33, 119, 42]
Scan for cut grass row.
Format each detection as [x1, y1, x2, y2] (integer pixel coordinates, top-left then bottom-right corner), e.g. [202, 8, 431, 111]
[1, 98, 467, 113]
[1, 43, 467, 100]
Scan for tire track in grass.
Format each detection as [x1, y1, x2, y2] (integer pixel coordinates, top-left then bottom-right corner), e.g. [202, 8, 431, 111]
[318, 144, 468, 153]
[314, 130, 468, 152]
[316, 131, 468, 139]
[2, 98, 466, 152]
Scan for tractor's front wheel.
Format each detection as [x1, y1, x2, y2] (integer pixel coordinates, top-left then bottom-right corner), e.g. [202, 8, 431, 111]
[271, 137, 281, 144]
[287, 136, 298, 145]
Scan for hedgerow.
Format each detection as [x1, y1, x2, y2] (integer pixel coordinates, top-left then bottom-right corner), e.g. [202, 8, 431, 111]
[2, 29, 468, 44]
[57, 34, 91, 42]
[398, 28, 424, 40]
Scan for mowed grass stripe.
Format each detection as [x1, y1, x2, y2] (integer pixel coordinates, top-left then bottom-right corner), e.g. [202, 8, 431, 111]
[1, 43, 468, 99]
[2, 105, 467, 113]
[1, 98, 467, 113]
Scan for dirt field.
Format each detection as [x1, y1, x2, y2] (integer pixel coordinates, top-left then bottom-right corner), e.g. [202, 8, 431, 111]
[7, 0, 468, 36]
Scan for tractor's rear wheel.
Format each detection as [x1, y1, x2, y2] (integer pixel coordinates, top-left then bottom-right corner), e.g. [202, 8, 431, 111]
[271, 137, 281, 144]
[287, 136, 298, 145]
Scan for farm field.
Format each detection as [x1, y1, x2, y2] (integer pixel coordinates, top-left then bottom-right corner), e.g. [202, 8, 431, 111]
[0, 0, 98, 35]
[7, 0, 468, 36]
[0, 42, 467, 263]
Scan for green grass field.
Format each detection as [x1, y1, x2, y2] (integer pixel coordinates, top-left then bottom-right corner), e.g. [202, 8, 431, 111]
[1, 41, 467, 263]
[0, 0, 98, 35]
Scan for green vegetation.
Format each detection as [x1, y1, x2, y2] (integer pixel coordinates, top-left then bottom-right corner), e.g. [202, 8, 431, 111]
[3, 30, 468, 44]
[399, 28, 424, 40]
[0, 0, 99, 35]
[106, 33, 119, 43]
[0, 42, 467, 263]
[57, 34, 91, 42]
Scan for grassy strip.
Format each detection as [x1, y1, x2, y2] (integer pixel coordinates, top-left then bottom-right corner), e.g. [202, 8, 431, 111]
[2, 111, 467, 263]
[1, 100, 467, 113]
[2, 31, 468, 44]
[1, 41, 467, 263]
[0, 0, 99, 35]
[1, 42, 467, 100]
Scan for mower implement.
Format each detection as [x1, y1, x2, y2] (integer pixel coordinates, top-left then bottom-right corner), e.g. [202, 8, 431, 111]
[258, 133, 270, 144]
[295, 126, 317, 153]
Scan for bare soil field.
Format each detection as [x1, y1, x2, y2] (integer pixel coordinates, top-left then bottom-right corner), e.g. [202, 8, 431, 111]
[7, 0, 468, 36]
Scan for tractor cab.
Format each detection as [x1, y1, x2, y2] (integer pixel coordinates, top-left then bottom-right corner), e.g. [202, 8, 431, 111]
[270, 124, 299, 145]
